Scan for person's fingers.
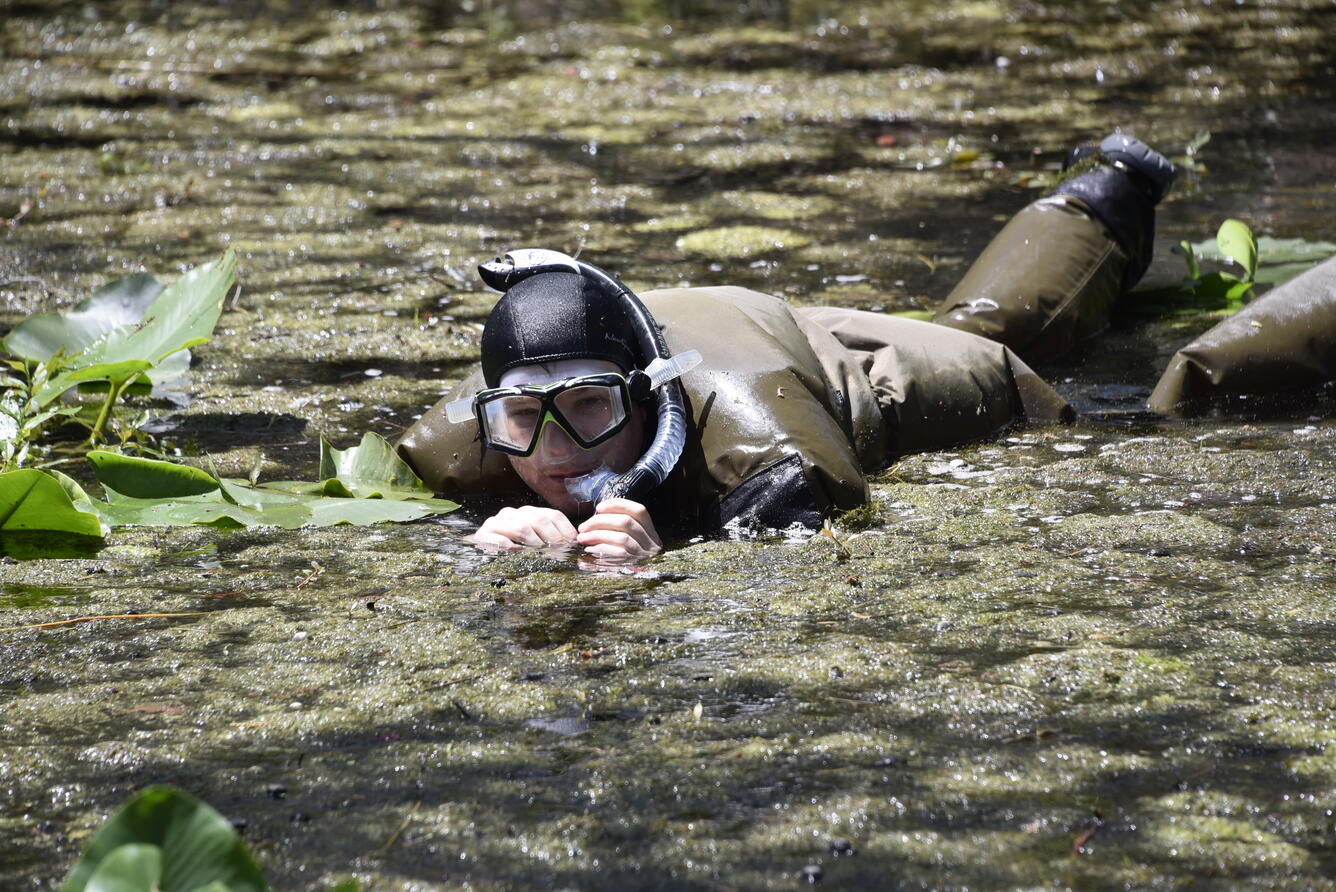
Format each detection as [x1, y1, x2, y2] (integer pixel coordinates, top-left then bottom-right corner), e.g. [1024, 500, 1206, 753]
[467, 529, 522, 550]
[531, 508, 578, 541]
[577, 528, 658, 557]
[582, 542, 632, 559]
[481, 509, 545, 547]
[589, 498, 660, 544]
[472, 506, 579, 551]
[578, 513, 651, 551]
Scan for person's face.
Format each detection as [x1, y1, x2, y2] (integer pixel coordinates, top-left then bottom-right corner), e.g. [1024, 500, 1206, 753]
[499, 359, 646, 515]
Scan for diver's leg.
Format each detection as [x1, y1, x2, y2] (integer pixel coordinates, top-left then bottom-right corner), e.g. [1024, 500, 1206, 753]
[798, 306, 1072, 457]
[1149, 253, 1336, 415]
[932, 135, 1176, 362]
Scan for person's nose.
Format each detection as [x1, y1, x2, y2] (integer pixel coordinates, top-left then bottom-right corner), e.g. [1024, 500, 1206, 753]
[535, 419, 580, 462]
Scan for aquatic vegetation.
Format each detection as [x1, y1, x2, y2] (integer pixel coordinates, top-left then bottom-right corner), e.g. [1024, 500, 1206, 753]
[1178, 218, 1260, 308]
[0, 254, 456, 557]
[1127, 219, 1335, 316]
[676, 225, 812, 259]
[1, 252, 236, 469]
[0, 433, 457, 558]
[88, 434, 458, 530]
[0, 468, 106, 557]
[62, 786, 270, 892]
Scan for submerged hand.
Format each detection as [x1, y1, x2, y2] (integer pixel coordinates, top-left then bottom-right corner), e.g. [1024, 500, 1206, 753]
[468, 505, 579, 550]
[576, 498, 662, 560]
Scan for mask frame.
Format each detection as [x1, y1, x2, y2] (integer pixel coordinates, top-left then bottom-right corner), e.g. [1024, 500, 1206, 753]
[471, 373, 635, 457]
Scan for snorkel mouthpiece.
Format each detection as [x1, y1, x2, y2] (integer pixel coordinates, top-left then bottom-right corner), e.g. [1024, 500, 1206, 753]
[472, 248, 697, 506]
[563, 464, 618, 506]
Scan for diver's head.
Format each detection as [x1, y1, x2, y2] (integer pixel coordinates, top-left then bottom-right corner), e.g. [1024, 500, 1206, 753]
[477, 274, 650, 512]
[495, 358, 649, 514]
[446, 252, 701, 510]
[480, 271, 641, 387]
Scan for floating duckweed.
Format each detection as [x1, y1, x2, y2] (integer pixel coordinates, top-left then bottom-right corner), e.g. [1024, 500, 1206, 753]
[715, 190, 839, 221]
[676, 225, 811, 259]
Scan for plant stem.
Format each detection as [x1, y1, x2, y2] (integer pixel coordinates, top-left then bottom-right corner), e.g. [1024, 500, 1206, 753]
[87, 378, 127, 446]
[0, 612, 208, 633]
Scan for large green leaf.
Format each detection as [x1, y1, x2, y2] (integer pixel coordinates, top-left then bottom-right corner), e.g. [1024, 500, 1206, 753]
[85, 843, 163, 892]
[0, 469, 105, 537]
[1189, 234, 1331, 272]
[305, 495, 460, 526]
[94, 492, 253, 528]
[1, 272, 163, 363]
[36, 361, 154, 408]
[89, 450, 221, 499]
[318, 432, 433, 498]
[74, 250, 236, 373]
[61, 786, 270, 892]
[1253, 236, 1335, 263]
[23, 251, 236, 407]
[84, 448, 457, 529]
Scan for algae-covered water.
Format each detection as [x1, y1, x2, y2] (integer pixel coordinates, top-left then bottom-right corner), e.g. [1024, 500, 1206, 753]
[4, 1, 1336, 888]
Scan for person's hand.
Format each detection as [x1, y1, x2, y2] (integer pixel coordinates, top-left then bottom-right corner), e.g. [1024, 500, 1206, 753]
[576, 498, 661, 560]
[468, 505, 579, 550]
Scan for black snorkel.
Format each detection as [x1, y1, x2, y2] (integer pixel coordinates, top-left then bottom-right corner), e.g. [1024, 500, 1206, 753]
[476, 248, 693, 505]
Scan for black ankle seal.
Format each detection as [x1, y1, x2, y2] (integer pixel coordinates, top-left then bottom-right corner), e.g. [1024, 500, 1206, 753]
[1048, 164, 1157, 289]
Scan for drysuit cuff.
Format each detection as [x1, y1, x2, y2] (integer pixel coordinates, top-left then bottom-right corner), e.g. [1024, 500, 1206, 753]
[1047, 166, 1156, 290]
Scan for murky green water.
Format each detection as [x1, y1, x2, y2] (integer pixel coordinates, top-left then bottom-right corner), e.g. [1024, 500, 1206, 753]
[4, 1, 1336, 888]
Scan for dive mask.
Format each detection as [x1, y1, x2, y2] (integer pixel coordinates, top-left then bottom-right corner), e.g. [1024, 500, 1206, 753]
[446, 350, 702, 457]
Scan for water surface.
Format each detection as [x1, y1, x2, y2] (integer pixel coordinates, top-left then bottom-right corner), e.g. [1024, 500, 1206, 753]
[3, 1, 1336, 888]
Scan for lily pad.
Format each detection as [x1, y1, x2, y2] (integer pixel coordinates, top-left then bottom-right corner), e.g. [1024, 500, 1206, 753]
[89, 450, 221, 499]
[0, 469, 105, 538]
[61, 786, 270, 892]
[36, 250, 236, 406]
[77, 250, 236, 371]
[85, 434, 457, 530]
[1, 272, 164, 363]
[1191, 235, 1336, 265]
[318, 432, 433, 498]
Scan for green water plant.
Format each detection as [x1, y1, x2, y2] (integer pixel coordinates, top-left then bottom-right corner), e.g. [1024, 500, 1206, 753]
[1, 433, 454, 552]
[0, 467, 106, 559]
[61, 785, 270, 892]
[1128, 219, 1335, 316]
[1174, 218, 1260, 309]
[0, 432, 457, 557]
[88, 433, 459, 529]
[1, 251, 236, 469]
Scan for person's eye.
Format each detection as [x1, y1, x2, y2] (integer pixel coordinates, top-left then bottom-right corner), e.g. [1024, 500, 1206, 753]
[576, 397, 608, 412]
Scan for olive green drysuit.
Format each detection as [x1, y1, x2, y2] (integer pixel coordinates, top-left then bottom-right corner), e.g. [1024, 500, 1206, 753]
[398, 179, 1336, 529]
[398, 192, 1117, 530]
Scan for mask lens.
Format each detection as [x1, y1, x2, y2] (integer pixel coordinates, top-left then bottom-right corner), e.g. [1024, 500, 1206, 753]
[553, 383, 628, 443]
[480, 394, 544, 452]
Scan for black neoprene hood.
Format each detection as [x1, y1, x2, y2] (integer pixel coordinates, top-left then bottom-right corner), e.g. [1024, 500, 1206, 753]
[480, 271, 641, 386]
